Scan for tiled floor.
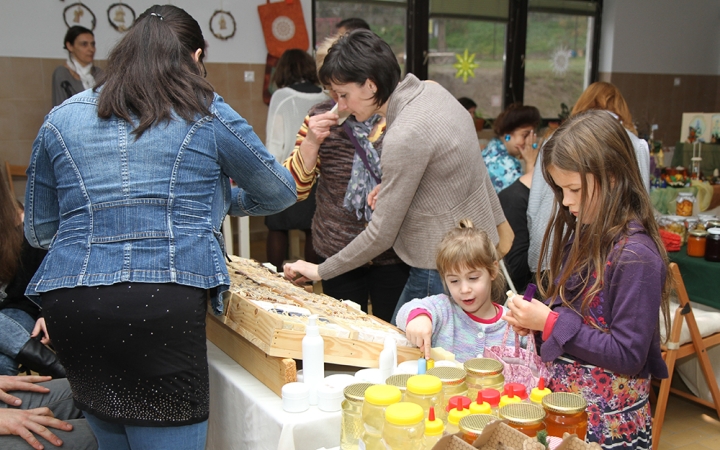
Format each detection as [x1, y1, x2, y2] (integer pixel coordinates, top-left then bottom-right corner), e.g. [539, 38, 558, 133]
[656, 393, 720, 449]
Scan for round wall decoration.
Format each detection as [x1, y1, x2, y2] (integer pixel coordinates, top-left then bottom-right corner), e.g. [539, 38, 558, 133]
[271, 16, 296, 42]
[63, 3, 96, 31]
[107, 3, 136, 32]
[210, 10, 236, 40]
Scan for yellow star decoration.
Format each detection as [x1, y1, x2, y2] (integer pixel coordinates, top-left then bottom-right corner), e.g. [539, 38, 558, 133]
[453, 49, 479, 83]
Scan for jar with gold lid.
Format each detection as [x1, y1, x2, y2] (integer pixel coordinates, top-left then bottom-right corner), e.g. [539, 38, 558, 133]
[426, 366, 467, 420]
[687, 230, 708, 257]
[498, 403, 546, 437]
[463, 358, 504, 401]
[458, 414, 498, 444]
[341, 382, 373, 450]
[541, 392, 588, 439]
[386, 374, 413, 400]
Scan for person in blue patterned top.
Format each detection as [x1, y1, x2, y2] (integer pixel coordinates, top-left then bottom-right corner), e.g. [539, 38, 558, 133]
[482, 104, 541, 193]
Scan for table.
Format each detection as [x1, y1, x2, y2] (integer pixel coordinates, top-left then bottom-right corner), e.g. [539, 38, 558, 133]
[206, 341, 341, 450]
[667, 245, 720, 310]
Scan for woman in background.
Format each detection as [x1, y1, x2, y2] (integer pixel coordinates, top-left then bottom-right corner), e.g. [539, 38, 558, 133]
[482, 103, 541, 193]
[52, 26, 102, 107]
[527, 81, 650, 276]
[264, 49, 327, 271]
[26, 5, 295, 448]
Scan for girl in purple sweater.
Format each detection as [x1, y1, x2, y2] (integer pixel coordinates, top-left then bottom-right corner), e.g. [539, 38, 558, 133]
[504, 110, 670, 449]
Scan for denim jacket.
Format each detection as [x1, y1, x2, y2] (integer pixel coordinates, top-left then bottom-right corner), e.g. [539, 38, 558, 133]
[25, 90, 296, 314]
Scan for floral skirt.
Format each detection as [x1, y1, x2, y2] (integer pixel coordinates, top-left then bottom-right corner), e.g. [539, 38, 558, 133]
[547, 356, 652, 449]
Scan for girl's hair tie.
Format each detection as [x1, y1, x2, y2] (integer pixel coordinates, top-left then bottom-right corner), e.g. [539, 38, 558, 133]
[150, 12, 163, 20]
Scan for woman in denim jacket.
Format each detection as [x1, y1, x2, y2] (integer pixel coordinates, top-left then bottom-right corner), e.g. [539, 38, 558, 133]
[24, 5, 296, 449]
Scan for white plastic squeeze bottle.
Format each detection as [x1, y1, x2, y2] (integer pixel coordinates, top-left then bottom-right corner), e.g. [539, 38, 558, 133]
[302, 314, 325, 405]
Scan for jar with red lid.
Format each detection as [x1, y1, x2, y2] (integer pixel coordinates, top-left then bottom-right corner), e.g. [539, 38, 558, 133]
[541, 392, 588, 439]
[687, 230, 707, 257]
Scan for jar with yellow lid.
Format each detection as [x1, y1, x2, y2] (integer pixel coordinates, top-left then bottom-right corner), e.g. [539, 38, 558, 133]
[361, 384, 402, 450]
[542, 392, 588, 439]
[446, 403, 472, 435]
[424, 406, 445, 449]
[385, 374, 413, 400]
[382, 402, 425, 450]
[529, 378, 551, 405]
[498, 403, 546, 437]
[405, 375, 443, 420]
[426, 367, 467, 420]
[463, 358, 504, 401]
[340, 382, 373, 450]
[458, 414, 498, 444]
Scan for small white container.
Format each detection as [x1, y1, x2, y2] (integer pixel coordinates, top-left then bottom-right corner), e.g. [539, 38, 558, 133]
[354, 368, 383, 384]
[317, 384, 344, 412]
[282, 382, 310, 413]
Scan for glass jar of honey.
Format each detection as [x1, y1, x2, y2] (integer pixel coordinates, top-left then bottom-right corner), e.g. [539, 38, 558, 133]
[426, 367, 467, 420]
[498, 403, 546, 437]
[362, 384, 402, 450]
[382, 402, 425, 450]
[687, 230, 708, 257]
[341, 383, 373, 450]
[705, 228, 720, 262]
[405, 375, 443, 421]
[458, 414, 497, 445]
[463, 358, 504, 401]
[386, 374, 413, 400]
[541, 392, 588, 439]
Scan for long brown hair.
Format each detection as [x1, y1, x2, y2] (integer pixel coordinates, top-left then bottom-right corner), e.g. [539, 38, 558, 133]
[537, 110, 670, 336]
[272, 49, 318, 89]
[436, 219, 506, 304]
[571, 82, 637, 135]
[0, 170, 22, 283]
[96, 5, 214, 138]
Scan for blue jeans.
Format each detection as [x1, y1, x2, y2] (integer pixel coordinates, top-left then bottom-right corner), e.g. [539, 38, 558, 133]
[391, 267, 446, 325]
[0, 308, 36, 375]
[84, 413, 207, 450]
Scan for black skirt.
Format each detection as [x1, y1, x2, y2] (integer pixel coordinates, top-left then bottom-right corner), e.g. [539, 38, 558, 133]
[41, 283, 209, 427]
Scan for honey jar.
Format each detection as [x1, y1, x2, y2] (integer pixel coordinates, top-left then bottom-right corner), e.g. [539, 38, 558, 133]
[341, 383, 373, 450]
[463, 358, 504, 401]
[498, 403, 546, 437]
[426, 367, 467, 420]
[386, 374, 413, 400]
[458, 414, 497, 445]
[687, 230, 707, 258]
[541, 392, 588, 439]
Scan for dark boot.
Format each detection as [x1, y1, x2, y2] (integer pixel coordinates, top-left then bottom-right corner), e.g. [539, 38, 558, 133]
[15, 336, 66, 378]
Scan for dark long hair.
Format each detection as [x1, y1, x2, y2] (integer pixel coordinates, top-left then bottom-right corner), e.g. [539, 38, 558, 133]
[96, 5, 214, 138]
[0, 170, 22, 283]
[318, 29, 400, 107]
[63, 26, 93, 50]
[538, 110, 670, 337]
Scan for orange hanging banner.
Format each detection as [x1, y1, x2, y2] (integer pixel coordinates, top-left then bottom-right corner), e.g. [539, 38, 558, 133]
[257, 0, 310, 58]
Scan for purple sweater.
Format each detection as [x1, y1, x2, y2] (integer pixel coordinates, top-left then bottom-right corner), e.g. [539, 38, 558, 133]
[541, 225, 668, 379]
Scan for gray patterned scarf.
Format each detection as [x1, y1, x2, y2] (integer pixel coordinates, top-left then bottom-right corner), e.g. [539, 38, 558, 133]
[343, 114, 383, 221]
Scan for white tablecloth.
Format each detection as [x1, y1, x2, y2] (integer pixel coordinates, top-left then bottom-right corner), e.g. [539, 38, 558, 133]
[206, 341, 342, 450]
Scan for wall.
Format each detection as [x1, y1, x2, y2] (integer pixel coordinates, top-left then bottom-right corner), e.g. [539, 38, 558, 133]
[599, 0, 720, 144]
[0, 0, 312, 192]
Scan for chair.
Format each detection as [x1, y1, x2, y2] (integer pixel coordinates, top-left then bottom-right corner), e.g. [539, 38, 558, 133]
[652, 262, 720, 449]
[5, 161, 27, 199]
